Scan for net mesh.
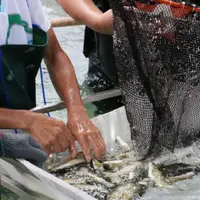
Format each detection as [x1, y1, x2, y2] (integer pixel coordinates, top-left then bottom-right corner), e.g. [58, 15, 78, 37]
[108, 0, 200, 160]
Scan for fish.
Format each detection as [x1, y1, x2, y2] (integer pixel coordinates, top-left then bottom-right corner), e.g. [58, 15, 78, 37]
[138, 178, 155, 187]
[64, 177, 88, 185]
[128, 167, 146, 182]
[90, 159, 104, 172]
[46, 135, 200, 200]
[76, 168, 116, 188]
[103, 160, 125, 171]
[160, 163, 200, 177]
[91, 159, 126, 171]
[87, 173, 115, 189]
[116, 136, 131, 153]
[169, 172, 195, 183]
[45, 153, 63, 171]
[148, 162, 173, 188]
[104, 172, 122, 185]
[104, 162, 145, 184]
[73, 184, 108, 193]
[50, 158, 86, 173]
[117, 162, 143, 175]
[116, 150, 136, 161]
[45, 151, 85, 171]
[106, 183, 146, 200]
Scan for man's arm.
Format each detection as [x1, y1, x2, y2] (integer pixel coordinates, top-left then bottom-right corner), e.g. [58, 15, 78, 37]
[0, 108, 30, 130]
[0, 30, 75, 155]
[58, 0, 113, 35]
[0, 107, 73, 155]
[44, 27, 85, 117]
[44, 27, 106, 161]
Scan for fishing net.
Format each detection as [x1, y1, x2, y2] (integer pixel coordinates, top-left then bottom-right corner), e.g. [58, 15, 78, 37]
[108, 0, 200, 160]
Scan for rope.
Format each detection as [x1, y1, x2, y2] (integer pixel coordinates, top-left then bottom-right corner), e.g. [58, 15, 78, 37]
[39, 65, 51, 117]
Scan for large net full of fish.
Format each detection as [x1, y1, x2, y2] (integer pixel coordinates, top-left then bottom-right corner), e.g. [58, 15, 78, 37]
[108, 0, 200, 160]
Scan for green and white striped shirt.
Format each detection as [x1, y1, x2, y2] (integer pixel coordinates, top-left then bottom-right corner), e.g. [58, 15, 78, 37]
[0, 0, 50, 45]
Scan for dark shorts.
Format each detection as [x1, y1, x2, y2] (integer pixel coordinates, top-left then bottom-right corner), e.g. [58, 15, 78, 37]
[82, 53, 124, 117]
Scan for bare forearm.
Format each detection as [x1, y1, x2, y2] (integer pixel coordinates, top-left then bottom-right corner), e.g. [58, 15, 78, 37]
[0, 108, 30, 130]
[58, 0, 102, 32]
[44, 28, 85, 116]
[44, 51, 84, 115]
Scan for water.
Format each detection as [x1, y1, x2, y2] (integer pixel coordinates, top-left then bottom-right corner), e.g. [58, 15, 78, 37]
[36, 0, 88, 120]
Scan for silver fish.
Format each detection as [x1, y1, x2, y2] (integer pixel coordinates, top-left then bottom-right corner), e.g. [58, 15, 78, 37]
[107, 183, 146, 200]
[104, 162, 144, 184]
[45, 153, 63, 171]
[148, 162, 173, 188]
[91, 159, 126, 172]
[73, 184, 108, 193]
[104, 172, 122, 184]
[169, 172, 195, 183]
[51, 158, 86, 172]
[87, 173, 115, 189]
[91, 159, 104, 172]
[47, 133, 200, 200]
[64, 177, 88, 185]
[138, 178, 155, 187]
[103, 160, 125, 171]
[77, 168, 115, 188]
[116, 150, 136, 161]
[117, 162, 144, 177]
[116, 136, 131, 153]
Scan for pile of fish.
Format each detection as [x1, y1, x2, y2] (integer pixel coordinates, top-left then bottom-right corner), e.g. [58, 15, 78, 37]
[44, 137, 200, 200]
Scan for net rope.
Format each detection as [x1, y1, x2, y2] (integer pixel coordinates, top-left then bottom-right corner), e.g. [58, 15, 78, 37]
[109, 0, 200, 160]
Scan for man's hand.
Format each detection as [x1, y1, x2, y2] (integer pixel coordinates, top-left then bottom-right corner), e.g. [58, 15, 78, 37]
[67, 111, 106, 162]
[25, 113, 76, 155]
[0, 132, 48, 167]
[96, 9, 113, 35]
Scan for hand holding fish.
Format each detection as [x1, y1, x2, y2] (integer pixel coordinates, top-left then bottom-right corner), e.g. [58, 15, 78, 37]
[25, 113, 75, 155]
[67, 112, 106, 162]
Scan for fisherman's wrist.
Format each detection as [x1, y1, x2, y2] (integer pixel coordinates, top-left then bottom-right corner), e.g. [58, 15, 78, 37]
[22, 111, 41, 132]
[9, 110, 34, 131]
[68, 105, 87, 118]
[20, 110, 35, 131]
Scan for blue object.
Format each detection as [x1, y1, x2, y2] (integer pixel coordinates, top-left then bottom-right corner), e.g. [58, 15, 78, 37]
[0, 0, 5, 12]
[0, 0, 2, 12]
[39, 65, 51, 117]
